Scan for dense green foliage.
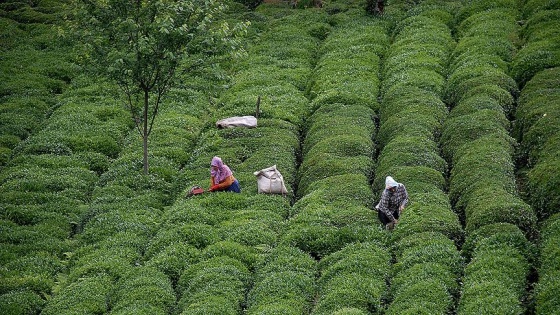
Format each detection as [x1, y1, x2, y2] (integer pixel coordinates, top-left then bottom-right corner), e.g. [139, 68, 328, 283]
[1, 0, 559, 314]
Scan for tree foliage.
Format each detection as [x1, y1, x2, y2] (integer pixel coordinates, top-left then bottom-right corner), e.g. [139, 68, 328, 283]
[70, 0, 248, 173]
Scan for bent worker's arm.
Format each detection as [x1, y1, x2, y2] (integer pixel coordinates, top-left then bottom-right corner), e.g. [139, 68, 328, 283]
[213, 175, 235, 190]
[399, 185, 409, 210]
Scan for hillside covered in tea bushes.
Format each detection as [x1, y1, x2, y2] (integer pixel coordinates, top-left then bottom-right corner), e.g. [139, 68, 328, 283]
[1, 0, 560, 314]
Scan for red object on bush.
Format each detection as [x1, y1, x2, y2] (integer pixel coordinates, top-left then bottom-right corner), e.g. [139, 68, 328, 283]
[187, 186, 204, 197]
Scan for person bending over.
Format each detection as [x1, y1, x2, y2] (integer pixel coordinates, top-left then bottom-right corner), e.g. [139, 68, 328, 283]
[376, 175, 408, 229]
[209, 156, 241, 193]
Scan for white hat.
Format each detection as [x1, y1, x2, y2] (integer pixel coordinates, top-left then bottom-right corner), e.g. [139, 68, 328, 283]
[385, 176, 398, 189]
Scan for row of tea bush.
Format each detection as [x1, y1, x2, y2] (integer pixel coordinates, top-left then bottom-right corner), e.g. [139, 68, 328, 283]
[0, 1, 77, 166]
[376, 2, 464, 314]
[442, 1, 536, 313]
[513, 2, 560, 313]
[154, 4, 327, 314]
[35, 8, 233, 312]
[517, 67, 560, 314]
[0, 75, 132, 313]
[298, 11, 390, 314]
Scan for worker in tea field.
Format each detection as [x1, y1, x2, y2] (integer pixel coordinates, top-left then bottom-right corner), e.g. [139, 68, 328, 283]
[209, 156, 241, 193]
[376, 176, 408, 230]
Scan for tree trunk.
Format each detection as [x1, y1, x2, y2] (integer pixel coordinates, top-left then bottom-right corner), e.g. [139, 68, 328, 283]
[143, 89, 149, 174]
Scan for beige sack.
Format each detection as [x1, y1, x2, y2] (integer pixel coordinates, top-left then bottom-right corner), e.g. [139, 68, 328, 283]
[216, 116, 257, 129]
[253, 165, 288, 195]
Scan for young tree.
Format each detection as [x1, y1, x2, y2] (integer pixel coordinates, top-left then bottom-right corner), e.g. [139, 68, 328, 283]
[72, 0, 248, 174]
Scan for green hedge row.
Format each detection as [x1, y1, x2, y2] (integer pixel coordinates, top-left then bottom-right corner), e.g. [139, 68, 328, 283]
[0, 4, 78, 167]
[150, 6, 327, 314]
[515, 68, 560, 221]
[312, 242, 390, 315]
[388, 232, 463, 315]
[535, 214, 560, 315]
[511, 4, 560, 87]
[36, 43, 224, 314]
[442, 2, 535, 314]
[247, 246, 317, 314]
[286, 15, 387, 265]
[512, 3, 560, 310]
[443, 2, 537, 233]
[376, 4, 463, 314]
[0, 76, 135, 313]
[177, 256, 250, 314]
[512, 3, 560, 312]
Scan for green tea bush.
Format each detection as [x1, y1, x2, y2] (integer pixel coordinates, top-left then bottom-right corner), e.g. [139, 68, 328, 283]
[456, 8, 518, 39]
[312, 274, 385, 315]
[535, 270, 560, 315]
[67, 246, 140, 284]
[390, 262, 459, 298]
[445, 94, 505, 120]
[317, 242, 389, 286]
[386, 279, 453, 315]
[454, 0, 518, 24]
[292, 199, 375, 229]
[458, 242, 529, 315]
[248, 271, 315, 314]
[0, 252, 62, 295]
[458, 281, 523, 315]
[440, 110, 512, 162]
[313, 242, 390, 315]
[449, 53, 509, 75]
[464, 188, 536, 233]
[535, 214, 560, 314]
[145, 242, 201, 285]
[157, 199, 228, 228]
[449, 136, 517, 204]
[304, 106, 375, 152]
[520, 9, 560, 41]
[393, 232, 463, 276]
[218, 216, 278, 246]
[382, 68, 445, 97]
[379, 86, 447, 125]
[465, 242, 530, 297]
[522, 0, 560, 16]
[298, 154, 373, 196]
[0, 289, 45, 315]
[41, 275, 113, 315]
[372, 165, 445, 194]
[177, 257, 250, 314]
[391, 14, 454, 48]
[445, 65, 518, 105]
[294, 175, 375, 212]
[280, 223, 346, 258]
[202, 241, 259, 271]
[511, 34, 560, 87]
[390, 195, 463, 245]
[376, 135, 447, 174]
[527, 159, 560, 220]
[461, 223, 535, 263]
[110, 267, 175, 314]
[514, 67, 560, 137]
[319, 20, 388, 57]
[517, 106, 560, 168]
[0, 220, 73, 258]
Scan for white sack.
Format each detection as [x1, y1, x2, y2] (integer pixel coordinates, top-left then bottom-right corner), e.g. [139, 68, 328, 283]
[253, 165, 288, 195]
[216, 116, 257, 129]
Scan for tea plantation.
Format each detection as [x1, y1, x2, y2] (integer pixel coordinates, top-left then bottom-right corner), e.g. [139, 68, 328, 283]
[1, 0, 559, 314]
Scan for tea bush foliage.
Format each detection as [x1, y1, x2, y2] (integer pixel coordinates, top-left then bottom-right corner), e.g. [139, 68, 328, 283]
[442, 1, 537, 313]
[3, 0, 560, 314]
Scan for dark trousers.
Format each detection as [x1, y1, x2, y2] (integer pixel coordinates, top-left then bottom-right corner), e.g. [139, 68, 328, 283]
[225, 179, 241, 193]
[378, 208, 399, 225]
